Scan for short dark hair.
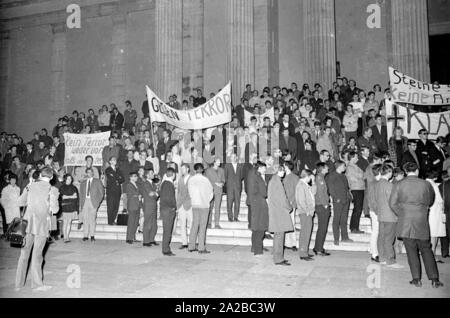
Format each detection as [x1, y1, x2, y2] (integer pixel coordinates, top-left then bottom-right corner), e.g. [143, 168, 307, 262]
[85, 155, 93, 161]
[404, 162, 418, 173]
[255, 161, 266, 170]
[381, 164, 393, 176]
[316, 162, 328, 173]
[284, 161, 295, 172]
[194, 163, 204, 173]
[334, 160, 346, 170]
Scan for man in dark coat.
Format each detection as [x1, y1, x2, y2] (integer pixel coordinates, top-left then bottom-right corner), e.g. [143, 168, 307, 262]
[247, 161, 269, 255]
[105, 157, 125, 225]
[326, 160, 353, 245]
[401, 140, 421, 171]
[125, 172, 141, 244]
[279, 128, 297, 161]
[159, 168, 177, 256]
[389, 162, 443, 288]
[416, 129, 434, 178]
[141, 169, 159, 247]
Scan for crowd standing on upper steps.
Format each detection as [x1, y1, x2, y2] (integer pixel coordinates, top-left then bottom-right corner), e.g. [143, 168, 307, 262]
[0, 77, 448, 290]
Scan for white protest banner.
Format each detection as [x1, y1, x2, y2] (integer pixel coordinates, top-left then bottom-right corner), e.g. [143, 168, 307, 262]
[146, 83, 232, 130]
[244, 107, 275, 128]
[389, 66, 450, 106]
[386, 99, 450, 139]
[63, 132, 110, 166]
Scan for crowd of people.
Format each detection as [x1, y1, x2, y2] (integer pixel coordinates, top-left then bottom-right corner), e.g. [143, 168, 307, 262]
[1, 77, 449, 291]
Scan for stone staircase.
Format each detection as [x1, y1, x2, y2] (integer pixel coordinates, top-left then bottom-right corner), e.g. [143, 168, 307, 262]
[66, 193, 374, 252]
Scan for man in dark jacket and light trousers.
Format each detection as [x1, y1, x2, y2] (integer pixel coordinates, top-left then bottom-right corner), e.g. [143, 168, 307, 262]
[389, 162, 443, 288]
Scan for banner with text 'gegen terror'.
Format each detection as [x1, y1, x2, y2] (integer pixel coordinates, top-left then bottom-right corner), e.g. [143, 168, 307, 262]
[386, 99, 450, 140]
[146, 83, 232, 130]
[63, 132, 110, 166]
[389, 66, 450, 106]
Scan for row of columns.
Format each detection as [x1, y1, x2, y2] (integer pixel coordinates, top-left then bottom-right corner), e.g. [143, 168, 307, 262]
[0, 0, 431, 128]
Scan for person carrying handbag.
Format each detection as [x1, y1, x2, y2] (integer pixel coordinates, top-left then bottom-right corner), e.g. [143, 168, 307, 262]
[15, 167, 60, 292]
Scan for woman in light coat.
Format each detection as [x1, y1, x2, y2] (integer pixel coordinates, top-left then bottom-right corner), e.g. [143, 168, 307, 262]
[0, 173, 21, 226]
[427, 172, 447, 263]
[268, 166, 293, 266]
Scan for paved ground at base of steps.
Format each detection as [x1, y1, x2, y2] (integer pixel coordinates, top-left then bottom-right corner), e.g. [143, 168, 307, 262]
[0, 240, 449, 298]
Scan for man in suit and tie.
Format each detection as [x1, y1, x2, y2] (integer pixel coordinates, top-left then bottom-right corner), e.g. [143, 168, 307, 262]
[177, 164, 192, 249]
[125, 172, 142, 244]
[389, 162, 443, 288]
[156, 129, 174, 161]
[224, 153, 243, 222]
[15, 167, 59, 292]
[371, 115, 388, 153]
[141, 169, 159, 247]
[206, 157, 225, 229]
[80, 168, 104, 242]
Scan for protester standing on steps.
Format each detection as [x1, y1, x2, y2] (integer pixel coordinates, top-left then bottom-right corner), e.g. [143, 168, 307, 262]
[282, 161, 299, 251]
[105, 157, 124, 225]
[313, 163, 331, 256]
[296, 169, 316, 261]
[248, 161, 269, 256]
[373, 164, 404, 269]
[188, 163, 214, 254]
[125, 172, 142, 245]
[389, 162, 443, 288]
[326, 160, 353, 246]
[79, 168, 104, 242]
[59, 174, 79, 243]
[176, 164, 192, 250]
[268, 165, 293, 266]
[142, 169, 159, 247]
[206, 157, 225, 229]
[159, 168, 177, 256]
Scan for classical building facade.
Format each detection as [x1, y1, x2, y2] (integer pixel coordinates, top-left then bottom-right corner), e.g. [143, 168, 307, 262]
[0, 0, 449, 137]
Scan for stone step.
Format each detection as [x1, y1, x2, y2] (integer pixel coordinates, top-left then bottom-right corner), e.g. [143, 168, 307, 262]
[83, 215, 373, 232]
[69, 223, 371, 243]
[68, 231, 371, 252]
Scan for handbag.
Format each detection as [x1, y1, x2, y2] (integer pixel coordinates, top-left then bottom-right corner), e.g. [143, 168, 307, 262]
[117, 212, 129, 226]
[7, 207, 28, 248]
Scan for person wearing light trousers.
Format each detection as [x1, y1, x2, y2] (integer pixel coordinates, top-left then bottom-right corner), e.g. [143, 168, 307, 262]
[188, 164, 213, 253]
[15, 167, 59, 292]
[296, 169, 316, 261]
[177, 164, 192, 249]
[268, 166, 293, 265]
[282, 161, 299, 251]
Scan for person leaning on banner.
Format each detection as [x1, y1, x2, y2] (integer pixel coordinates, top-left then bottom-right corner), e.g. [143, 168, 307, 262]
[15, 167, 60, 292]
[389, 162, 443, 288]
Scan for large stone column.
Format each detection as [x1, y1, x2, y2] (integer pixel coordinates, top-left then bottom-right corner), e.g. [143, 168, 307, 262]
[182, 0, 204, 99]
[50, 22, 67, 125]
[254, 0, 269, 92]
[0, 30, 11, 131]
[156, 0, 182, 103]
[111, 14, 127, 110]
[227, 0, 255, 106]
[303, 0, 336, 91]
[391, 0, 430, 82]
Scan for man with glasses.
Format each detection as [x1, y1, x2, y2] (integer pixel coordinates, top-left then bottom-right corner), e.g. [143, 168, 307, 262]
[417, 129, 434, 178]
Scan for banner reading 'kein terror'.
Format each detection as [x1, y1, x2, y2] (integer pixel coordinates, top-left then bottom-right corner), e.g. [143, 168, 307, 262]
[146, 83, 232, 130]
